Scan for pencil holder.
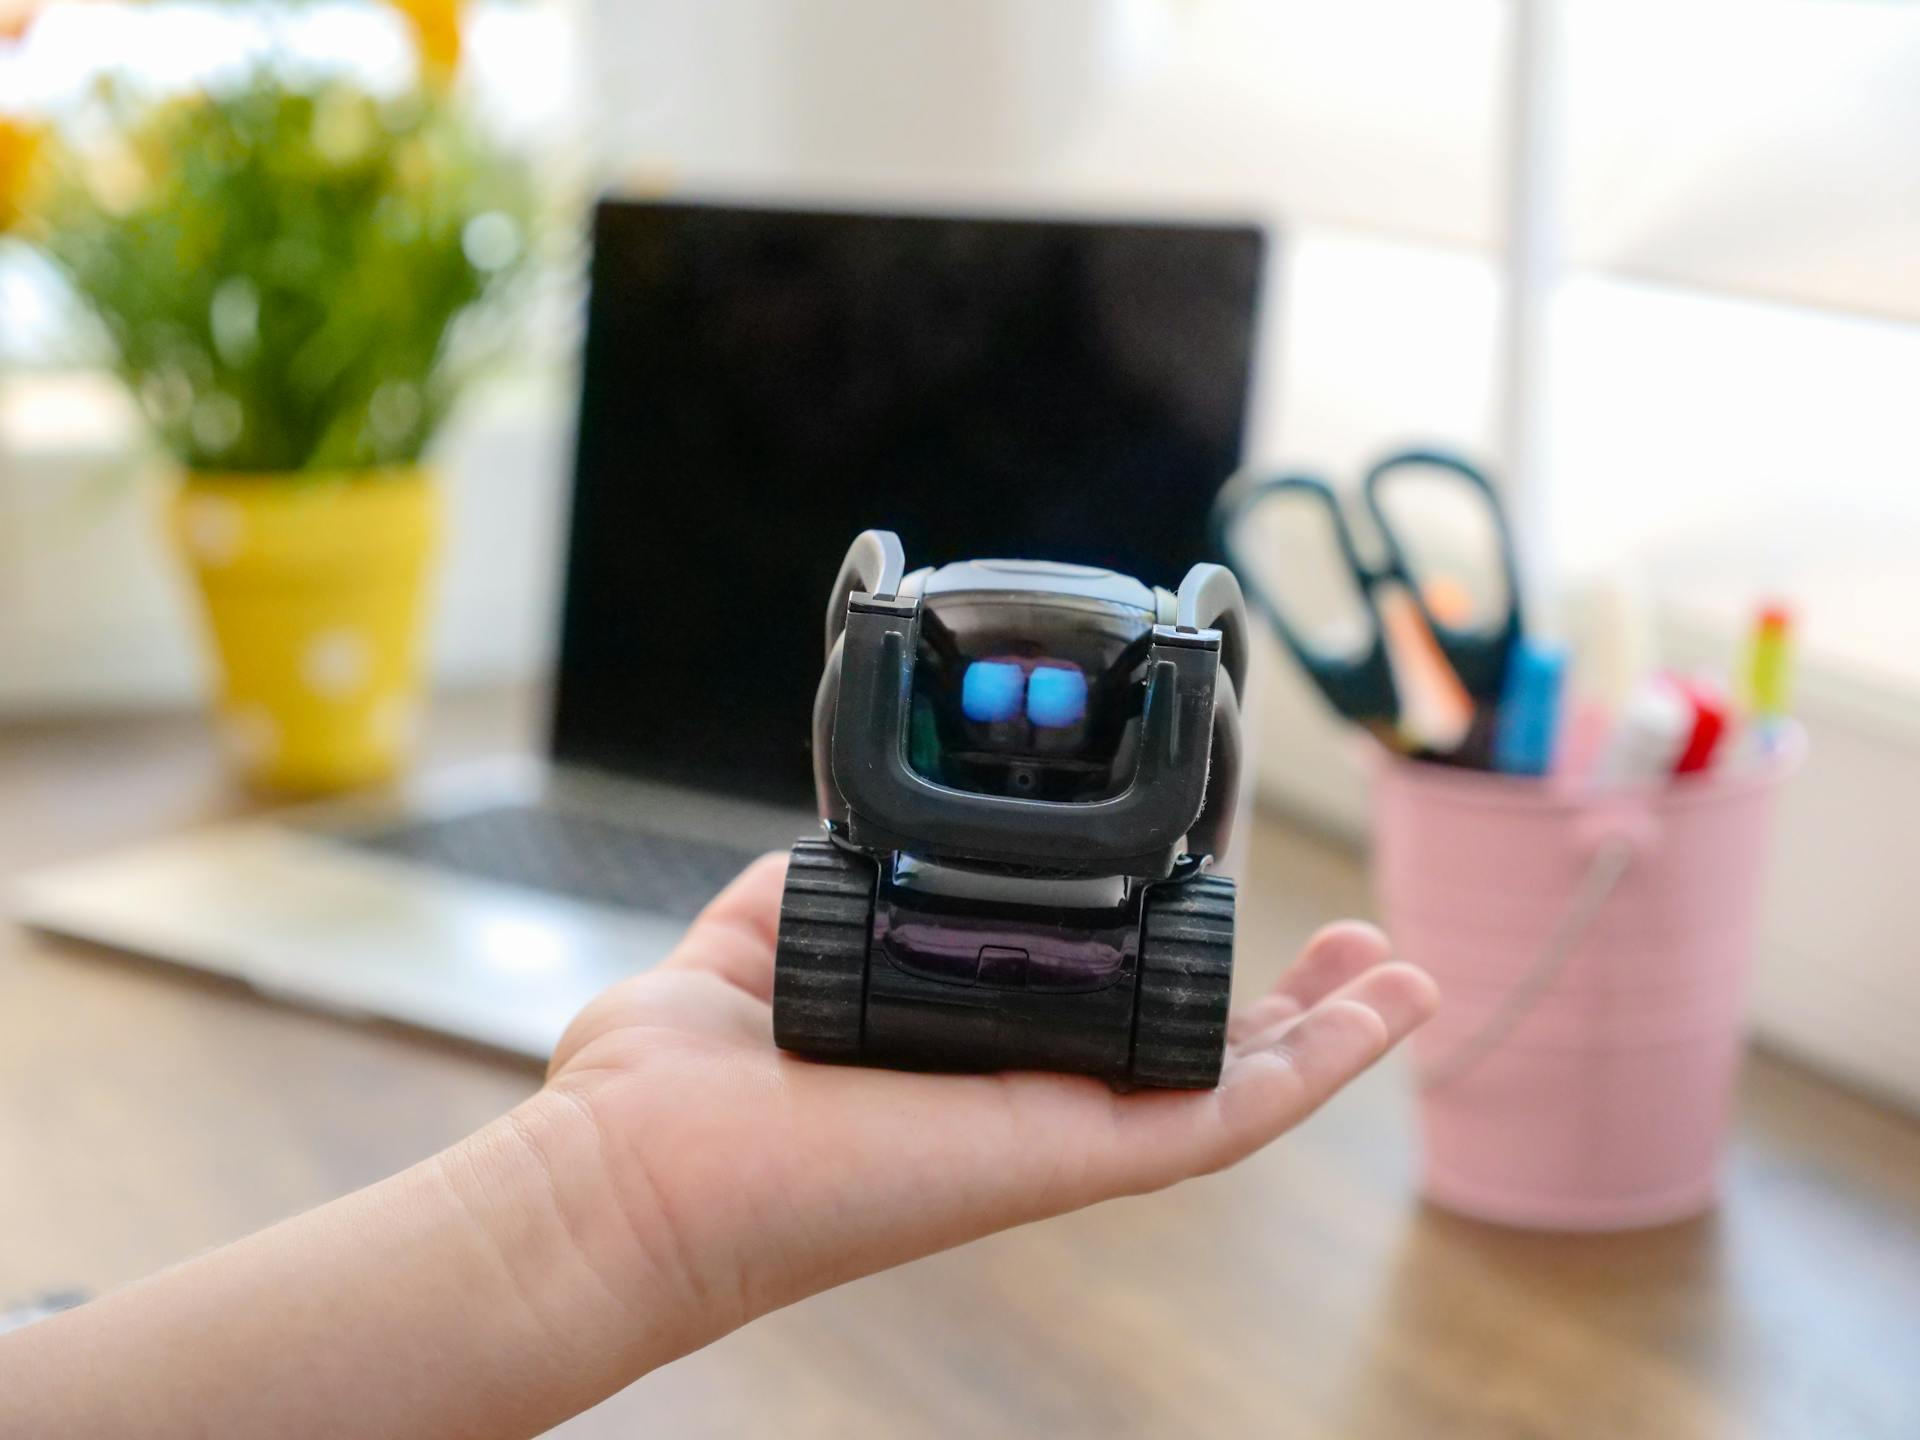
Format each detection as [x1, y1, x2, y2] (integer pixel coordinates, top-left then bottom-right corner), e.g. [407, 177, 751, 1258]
[1372, 732, 1802, 1231]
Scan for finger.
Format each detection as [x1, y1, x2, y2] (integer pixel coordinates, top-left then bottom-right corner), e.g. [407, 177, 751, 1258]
[548, 965, 773, 1077]
[1106, 960, 1439, 1192]
[1226, 921, 1385, 1046]
[1267, 920, 1394, 1015]
[660, 851, 789, 1001]
[1225, 992, 1301, 1044]
[1234, 958, 1436, 1057]
[616, 968, 775, 1043]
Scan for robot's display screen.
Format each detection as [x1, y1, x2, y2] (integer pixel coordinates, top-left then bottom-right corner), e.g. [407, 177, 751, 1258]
[554, 200, 1265, 803]
[909, 595, 1152, 802]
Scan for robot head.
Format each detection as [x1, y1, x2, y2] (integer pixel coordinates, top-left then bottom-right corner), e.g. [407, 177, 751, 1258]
[816, 538, 1246, 877]
[907, 584, 1154, 803]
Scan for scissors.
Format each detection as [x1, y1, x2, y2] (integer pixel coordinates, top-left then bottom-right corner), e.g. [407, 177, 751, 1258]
[1212, 447, 1524, 758]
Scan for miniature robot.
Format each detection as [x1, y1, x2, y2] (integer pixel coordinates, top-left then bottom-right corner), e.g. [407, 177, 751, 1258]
[771, 530, 1248, 1089]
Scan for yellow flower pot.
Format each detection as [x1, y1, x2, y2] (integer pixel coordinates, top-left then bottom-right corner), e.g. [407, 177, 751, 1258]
[167, 468, 440, 794]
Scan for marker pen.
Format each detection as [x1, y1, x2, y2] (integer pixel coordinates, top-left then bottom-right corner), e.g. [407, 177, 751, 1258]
[1596, 676, 1691, 787]
[1421, 574, 1475, 629]
[1492, 638, 1567, 777]
[1668, 674, 1730, 775]
[1559, 576, 1652, 715]
[1380, 589, 1474, 756]
[1742, 602, 1795, 751]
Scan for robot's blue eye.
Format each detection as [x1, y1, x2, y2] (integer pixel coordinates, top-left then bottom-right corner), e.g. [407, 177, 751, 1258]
[1026, 665, 1088, 728]
[961, 661, 1026, 723]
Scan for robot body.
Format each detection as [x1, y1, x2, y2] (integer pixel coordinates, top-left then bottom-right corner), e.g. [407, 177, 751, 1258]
[772, 532, 1247, 1088]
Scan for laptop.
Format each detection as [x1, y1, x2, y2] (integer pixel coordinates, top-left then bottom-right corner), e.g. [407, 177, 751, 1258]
[11, 197, 1267, 1060]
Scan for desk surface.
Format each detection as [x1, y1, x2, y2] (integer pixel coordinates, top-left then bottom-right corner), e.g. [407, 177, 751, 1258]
[2, 694, 1917, 1439]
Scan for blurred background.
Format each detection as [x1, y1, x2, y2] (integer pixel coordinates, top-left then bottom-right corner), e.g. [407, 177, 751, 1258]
[3, 3, 1919, 1435]
[6, 0, 1917, 1102]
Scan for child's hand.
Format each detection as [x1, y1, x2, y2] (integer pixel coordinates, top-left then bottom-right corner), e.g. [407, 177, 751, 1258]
[2, 851, 1436, 1440]
[529, 852, 1438, 1359]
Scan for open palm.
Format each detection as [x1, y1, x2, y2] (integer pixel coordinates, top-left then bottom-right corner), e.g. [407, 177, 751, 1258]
[541, 851, 1438, 1350]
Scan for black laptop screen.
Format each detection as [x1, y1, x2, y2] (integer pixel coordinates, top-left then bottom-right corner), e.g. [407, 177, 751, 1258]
[553, 199, 1267, 805]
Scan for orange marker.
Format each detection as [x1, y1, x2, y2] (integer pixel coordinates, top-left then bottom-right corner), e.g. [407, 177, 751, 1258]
[1422, 574, 1475, 629]
[1381, 589, 1473, 751]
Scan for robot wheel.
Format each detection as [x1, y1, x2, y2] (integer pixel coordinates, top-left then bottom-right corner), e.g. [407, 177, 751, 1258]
[1132, 874, 1236, 1089]
[771, 838, 877, 1061]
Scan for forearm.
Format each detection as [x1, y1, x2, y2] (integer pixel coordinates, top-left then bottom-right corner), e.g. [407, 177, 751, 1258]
[0, 1092, 671, 1440]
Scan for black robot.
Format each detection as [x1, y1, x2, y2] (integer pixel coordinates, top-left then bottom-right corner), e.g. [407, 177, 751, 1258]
[770, 530, 1248, 1089]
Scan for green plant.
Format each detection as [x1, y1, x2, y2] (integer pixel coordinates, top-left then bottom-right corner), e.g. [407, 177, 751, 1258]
[34, 69, 532, 473]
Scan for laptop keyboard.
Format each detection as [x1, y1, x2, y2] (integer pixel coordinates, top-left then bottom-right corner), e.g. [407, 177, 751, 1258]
[343, 804, 764, 920]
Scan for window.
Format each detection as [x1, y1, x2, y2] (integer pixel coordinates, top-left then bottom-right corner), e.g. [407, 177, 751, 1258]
[582, 0, 1920, 1103]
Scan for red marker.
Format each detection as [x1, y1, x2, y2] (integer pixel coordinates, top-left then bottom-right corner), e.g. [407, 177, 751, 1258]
[1668, 674, 1729, 775]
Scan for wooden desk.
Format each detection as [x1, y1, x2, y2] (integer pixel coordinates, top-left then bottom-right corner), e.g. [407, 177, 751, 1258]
[2, 695, 1917, 1439]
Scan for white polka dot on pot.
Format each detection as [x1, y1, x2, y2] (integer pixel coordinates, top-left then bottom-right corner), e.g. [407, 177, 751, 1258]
[302, 629, 371, 698]
[182, 496, 245, 565]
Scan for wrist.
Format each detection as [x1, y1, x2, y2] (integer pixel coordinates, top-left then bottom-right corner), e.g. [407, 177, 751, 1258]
[434, 1089, 700, 1394]
[0, 1090, 699, 1440]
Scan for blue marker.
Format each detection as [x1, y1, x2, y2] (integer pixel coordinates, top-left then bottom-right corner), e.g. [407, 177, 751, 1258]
[1026, 665, 1088, 728]
[1491, 638, 1566, 777]
[962, 660, 1025, 723]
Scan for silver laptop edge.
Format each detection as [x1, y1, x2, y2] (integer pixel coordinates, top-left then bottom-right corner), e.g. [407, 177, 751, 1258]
[10, 759, 810, 1061]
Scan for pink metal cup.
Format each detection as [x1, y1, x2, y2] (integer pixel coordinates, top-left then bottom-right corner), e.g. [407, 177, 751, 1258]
[1372, 735, 1800, 1231]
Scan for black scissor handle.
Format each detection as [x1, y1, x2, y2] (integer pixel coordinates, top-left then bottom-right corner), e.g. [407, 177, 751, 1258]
[1211, 469, 1400, 729]
[1361, 448, 1524, 707]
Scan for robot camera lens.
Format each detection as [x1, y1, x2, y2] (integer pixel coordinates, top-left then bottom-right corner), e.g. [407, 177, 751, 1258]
[961, 660, 1026, 723]
[1025, 665, 1088, 728]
